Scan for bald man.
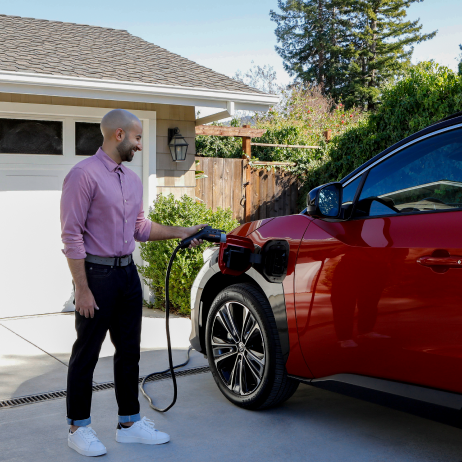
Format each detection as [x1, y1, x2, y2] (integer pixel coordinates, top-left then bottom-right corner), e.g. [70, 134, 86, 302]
[60, 109, 205, 457]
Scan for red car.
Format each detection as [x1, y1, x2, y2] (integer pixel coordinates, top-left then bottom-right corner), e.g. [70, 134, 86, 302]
[190, 113, 462, 412]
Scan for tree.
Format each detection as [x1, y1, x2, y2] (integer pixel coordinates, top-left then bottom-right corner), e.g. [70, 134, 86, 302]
[233, 61, 282, 95]
[270, 0, 351, 98]
[458, 44, 462, 76]
[271, 0, 437, 109]
[342, 0, 437, 109]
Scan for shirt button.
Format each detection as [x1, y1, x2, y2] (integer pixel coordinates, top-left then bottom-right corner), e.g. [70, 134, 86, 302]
[125, 220, 127, 223]
[125, 240, 127, 243]
[124, 200, 127, 203]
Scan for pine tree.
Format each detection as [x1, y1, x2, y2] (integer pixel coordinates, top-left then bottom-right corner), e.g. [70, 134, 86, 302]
[271, 0, 436, 109]
[270, 0, 352, 98]
[342, 0, 437, 109]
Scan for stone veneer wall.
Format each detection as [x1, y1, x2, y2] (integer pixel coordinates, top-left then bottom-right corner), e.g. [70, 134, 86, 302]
[0, 92, 196, 201]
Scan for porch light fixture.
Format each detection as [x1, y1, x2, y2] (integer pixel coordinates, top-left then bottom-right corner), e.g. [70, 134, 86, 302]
[168, 127, 189, 162]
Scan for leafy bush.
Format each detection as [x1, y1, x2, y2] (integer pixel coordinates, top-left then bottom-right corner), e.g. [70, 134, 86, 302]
[138, 194, 239, 316]
[195, 85, 363, 163]
[195, 117, 242, 159]
[298, 62, 462, 205]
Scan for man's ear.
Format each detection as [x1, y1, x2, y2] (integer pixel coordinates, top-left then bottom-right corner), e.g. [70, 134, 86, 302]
[115, 128, 125, 141]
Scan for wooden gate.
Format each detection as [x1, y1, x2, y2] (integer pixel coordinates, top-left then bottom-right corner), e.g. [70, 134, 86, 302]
[195, 157, 299, 223]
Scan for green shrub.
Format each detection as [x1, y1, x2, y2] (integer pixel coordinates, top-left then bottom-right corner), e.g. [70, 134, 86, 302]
[138, 194, 239, 316]
[298, 62, 462, 206]
[195, 85, 363, 162]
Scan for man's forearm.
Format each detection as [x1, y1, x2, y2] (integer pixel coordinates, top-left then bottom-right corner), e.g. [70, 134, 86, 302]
[67, 258, 88, 289]
[147, 222, 188, 242]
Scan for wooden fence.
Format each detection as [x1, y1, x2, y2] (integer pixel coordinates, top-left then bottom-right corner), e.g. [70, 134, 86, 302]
[195, 157, 299, 223]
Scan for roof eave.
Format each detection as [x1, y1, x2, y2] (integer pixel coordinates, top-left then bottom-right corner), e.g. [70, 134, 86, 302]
[0, 70, 279, 112]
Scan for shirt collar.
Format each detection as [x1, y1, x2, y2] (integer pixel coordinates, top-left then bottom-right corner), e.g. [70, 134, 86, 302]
[95, 147, 126, 174]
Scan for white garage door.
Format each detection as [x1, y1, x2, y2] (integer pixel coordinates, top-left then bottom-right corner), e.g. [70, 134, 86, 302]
[0, 113, 145, 318]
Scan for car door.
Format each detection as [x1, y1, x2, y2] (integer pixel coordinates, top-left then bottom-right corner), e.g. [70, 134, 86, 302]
[295, 125, 462, 394]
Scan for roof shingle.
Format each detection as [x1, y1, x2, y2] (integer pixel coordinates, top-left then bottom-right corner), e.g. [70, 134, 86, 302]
[0, 14, 265, 95]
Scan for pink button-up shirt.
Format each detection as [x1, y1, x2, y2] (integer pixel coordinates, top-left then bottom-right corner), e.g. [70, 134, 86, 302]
[60, 148, 152, 259]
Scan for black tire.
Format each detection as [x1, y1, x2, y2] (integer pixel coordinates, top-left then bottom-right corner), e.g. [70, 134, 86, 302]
[205, 283, 299, 409]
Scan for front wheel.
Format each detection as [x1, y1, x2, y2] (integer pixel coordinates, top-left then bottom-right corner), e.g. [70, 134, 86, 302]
[205, 283, 299, 409]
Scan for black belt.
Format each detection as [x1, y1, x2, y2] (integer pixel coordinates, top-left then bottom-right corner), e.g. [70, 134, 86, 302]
[85, 253, 133, 267]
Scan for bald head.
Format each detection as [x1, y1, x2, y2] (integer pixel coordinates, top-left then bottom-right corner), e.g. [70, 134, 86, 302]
[100, 109, 143, 164]
[100, 109, 141, 139]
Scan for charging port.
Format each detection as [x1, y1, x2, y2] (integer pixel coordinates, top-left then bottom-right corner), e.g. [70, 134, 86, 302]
[261, 240, 289, 283]
[223, 246, 252, 272]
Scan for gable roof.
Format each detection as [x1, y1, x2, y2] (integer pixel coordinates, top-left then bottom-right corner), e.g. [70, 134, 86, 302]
[0, 14, 265, 96]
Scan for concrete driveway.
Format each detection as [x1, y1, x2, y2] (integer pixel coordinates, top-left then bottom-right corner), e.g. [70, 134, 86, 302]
[0, 309, 206, 401]
[1, 371, 462, 462]
[1, 311, 461, 462]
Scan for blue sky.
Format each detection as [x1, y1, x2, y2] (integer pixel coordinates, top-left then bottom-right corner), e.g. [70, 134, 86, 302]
[2, 0, 461, 87]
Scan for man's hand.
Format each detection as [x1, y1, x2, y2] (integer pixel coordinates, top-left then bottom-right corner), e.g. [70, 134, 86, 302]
[75, 286, 99, 318]
[181, 223, 208, 248]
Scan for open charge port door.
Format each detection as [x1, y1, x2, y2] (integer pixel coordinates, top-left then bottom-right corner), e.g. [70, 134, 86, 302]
[218, 236, 290, 284]
[218, 235, 259, 276]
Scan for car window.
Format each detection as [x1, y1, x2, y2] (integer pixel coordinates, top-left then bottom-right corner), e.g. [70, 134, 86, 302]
[355, 128, 462, 217]
[342, 176, 362, 205]
[340, 175, 362, 219]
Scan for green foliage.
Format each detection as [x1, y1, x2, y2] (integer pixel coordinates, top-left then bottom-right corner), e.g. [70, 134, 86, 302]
[270, 0, 436, 109]
[196, 85, 364, 166]
[138, 194, 239, 316]
[299, 62, 462, 204]
[342, 0, 436, 109]
[195, 117, 242, 159]
[458, 44, 462, 76]
[270, 0, 350, 97]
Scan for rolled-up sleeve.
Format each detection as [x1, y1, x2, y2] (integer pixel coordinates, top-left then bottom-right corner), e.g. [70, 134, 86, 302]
[60, 167, 92, 259]
[134, 202, 152, 242]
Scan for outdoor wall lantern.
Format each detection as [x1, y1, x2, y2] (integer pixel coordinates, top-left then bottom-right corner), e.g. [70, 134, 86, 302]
[168, 127, 189, 162]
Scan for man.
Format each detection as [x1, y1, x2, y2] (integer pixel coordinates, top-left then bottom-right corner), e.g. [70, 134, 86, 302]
[60, 109, 204, 457]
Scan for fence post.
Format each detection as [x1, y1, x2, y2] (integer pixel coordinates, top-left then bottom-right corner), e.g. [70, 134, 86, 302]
[242, 124, 252, 222]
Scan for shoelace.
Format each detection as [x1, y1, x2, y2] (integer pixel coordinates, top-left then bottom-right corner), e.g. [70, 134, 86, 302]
[139, 417, 157, 431]
[78, 427, 100, 443]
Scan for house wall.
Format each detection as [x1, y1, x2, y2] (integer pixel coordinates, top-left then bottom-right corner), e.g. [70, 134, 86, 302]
[0, 93, 196, 315]
[0, 92, 197, 201]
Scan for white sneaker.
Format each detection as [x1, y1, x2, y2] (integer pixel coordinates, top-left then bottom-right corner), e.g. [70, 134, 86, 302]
[116, 417, 170, 445]
[68, 426, 107, 457]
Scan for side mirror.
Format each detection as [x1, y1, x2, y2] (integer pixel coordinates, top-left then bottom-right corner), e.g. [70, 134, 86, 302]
[306, 183, 342, 218]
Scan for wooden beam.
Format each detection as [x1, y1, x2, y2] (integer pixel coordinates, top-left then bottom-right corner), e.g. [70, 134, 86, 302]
[251, 161, 296, 166]
[251, 142, 321, 149]
[195, 125, 266, 138]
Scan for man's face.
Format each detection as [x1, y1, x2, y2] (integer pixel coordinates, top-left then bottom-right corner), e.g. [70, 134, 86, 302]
[117, 121, 143, 162]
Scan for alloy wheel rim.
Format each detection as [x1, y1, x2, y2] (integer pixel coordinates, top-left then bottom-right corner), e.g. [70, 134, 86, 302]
[211, 301, 266, 396]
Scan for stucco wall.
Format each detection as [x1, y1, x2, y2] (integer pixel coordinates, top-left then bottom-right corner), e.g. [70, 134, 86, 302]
[0, 92, 196, 201]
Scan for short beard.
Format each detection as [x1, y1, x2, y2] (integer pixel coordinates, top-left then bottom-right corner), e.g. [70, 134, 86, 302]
[117, 137, 136, 163]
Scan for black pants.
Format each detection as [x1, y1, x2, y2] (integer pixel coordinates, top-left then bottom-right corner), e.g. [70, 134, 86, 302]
[66, 260, 143, 425]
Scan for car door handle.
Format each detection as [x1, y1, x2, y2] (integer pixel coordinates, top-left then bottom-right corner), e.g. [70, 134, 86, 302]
[417, 255, 462, 267]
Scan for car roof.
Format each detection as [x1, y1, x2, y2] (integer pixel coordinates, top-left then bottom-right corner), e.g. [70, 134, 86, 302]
[341, 113, 462, 184]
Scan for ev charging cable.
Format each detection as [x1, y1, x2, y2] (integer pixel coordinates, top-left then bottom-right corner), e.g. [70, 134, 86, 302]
[140, 227, 226, 412]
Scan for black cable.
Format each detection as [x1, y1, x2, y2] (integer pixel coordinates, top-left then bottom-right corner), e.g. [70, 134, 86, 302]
[140, 244, 191, 412]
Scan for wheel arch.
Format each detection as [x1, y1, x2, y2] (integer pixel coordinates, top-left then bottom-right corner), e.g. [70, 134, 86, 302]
[196, 266, 289, 362]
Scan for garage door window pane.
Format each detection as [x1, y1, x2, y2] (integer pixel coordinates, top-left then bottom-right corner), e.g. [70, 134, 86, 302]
[0, 118, 63, 154]
[356, 128, 462, 217]
[75, 122, 103, 156]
